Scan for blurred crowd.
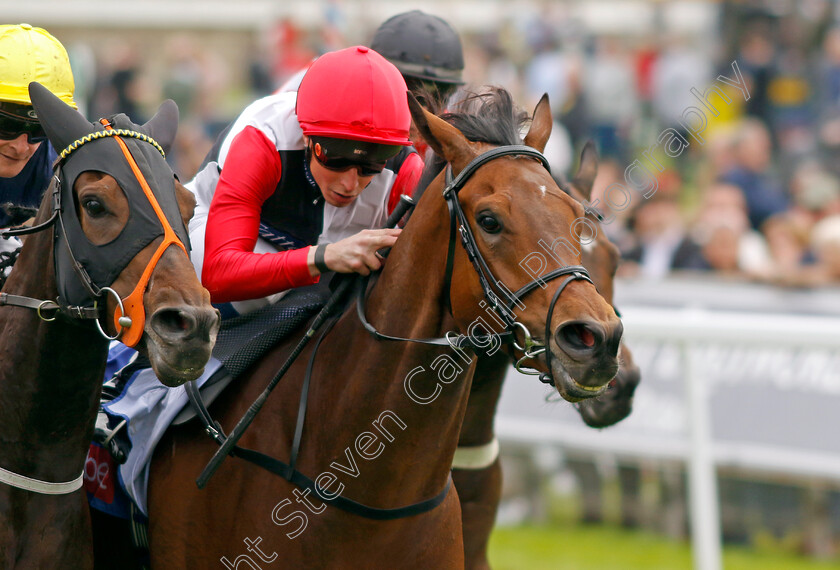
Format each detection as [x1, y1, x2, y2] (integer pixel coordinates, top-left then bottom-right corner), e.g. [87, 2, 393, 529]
[65, 0, 840, 288]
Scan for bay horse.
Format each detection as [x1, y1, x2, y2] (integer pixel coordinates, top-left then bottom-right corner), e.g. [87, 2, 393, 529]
[146, 88, 622, 568]
[447, 131, 641, 569]
[407, 91, 640, 568]
[0, 83, 219, 569]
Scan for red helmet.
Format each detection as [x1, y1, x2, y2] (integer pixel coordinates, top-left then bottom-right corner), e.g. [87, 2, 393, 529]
[296, 46, 412, 146]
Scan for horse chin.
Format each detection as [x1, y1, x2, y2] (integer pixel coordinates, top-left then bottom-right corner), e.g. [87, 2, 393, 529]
[142, 334, 211, 386]
[549, 357, 614, 403]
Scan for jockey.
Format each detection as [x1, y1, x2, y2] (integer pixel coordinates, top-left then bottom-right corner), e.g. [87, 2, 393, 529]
[370, 10, 464, 158]
[0, 24, 75, 273]
[277, 11, 464, 158]
[190, 45, 423, 316]
[92, 46, 424, 464]
[369, 10, 464, 113]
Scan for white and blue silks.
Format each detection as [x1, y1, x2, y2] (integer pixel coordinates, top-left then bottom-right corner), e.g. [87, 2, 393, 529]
[103, 356, 224, 516]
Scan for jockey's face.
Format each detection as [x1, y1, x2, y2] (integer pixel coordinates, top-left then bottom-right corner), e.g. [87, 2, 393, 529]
[306, 139, 376, 208]
[0, 133, 40, 179]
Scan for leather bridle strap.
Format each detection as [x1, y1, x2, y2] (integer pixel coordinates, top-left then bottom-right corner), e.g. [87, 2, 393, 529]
[508, 266, 593, 315]
[440, 146, 550, 320]
[355, 277, 515, 349]
[0, 177, 61, 239]
[445, 145, 551, 193]
[538, 269, 593, 385]
[0, 292, 99, 320]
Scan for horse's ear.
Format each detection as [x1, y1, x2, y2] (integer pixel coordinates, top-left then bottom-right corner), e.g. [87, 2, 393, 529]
[523, 93, 552, 153]
[571, 140, 599, 200]
[143, 100, 179, 155]
[29, 82, 94, 153]
[407, 92, 475, 173]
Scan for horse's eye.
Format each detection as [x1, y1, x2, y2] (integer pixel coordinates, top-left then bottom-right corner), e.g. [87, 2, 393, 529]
[477, 213, 502, 234]
[82, 198, 106, 218]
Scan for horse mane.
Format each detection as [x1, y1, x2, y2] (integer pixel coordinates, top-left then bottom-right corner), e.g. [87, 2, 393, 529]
[415, 87, 530, 198]
[443, 87, 528, 147]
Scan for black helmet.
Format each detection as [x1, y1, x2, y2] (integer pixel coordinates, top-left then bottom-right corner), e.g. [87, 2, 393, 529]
[370, 10, 464, 85]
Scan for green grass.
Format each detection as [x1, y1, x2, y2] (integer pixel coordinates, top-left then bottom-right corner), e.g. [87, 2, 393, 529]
[488, 524, 840, 570]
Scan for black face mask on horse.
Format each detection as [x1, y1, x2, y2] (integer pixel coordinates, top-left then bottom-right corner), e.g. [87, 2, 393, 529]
[29, 82, 191, 346]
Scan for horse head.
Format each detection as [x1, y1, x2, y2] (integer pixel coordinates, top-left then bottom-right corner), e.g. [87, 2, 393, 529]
[410, 91, 623, 401]
[27, 82, 219, 385]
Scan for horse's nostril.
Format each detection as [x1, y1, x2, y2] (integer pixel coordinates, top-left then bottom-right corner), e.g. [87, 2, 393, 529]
[151, 308, 196, 337]
[559, 322, 601, 351]
[578, 326, 596, 348]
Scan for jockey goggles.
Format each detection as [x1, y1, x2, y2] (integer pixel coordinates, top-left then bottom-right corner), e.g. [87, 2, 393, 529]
[310, 136, 400, 177]
[0, 102, 47, 143]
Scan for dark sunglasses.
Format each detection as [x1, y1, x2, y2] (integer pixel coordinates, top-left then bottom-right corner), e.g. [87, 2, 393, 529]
[310, 142, 386, 177]
[0, 114, 47, 144]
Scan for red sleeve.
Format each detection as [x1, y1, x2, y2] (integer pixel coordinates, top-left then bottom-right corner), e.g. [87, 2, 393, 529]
[203, 125, 319, 303]
[386, 150, 424, 214]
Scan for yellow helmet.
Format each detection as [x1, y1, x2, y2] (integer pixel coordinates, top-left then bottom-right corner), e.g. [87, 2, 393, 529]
[0, 24, 76, 109]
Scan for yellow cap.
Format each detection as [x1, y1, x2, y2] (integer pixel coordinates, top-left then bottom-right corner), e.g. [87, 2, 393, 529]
[0, 24, 76, 108]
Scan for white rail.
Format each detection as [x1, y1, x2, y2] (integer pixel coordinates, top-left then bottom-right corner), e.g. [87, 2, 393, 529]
[498, 304, 840, 570]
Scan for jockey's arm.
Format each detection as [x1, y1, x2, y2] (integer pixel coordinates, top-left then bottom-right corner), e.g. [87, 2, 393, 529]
[203, 126, 318, 303]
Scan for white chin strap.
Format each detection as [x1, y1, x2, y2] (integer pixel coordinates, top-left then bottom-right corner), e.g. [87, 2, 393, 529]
[451, 437, 500, 470]
[0, 464, 83, 495]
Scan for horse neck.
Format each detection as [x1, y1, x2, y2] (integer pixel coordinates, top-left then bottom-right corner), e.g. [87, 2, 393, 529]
[366, 188, 454, 338]
[0, 226, 107, 481]
[314, 183, 475, 498]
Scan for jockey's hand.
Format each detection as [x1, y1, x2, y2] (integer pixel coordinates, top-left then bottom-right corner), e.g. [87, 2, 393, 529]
[308, 228, 402, 277]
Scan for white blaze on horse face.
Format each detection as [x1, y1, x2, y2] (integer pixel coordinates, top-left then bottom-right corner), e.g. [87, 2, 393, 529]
[581, 240, 596, 255]
[537, 184, 547, 198]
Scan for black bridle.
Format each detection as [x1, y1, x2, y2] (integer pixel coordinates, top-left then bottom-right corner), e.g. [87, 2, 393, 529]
[358, 144, 593, 384]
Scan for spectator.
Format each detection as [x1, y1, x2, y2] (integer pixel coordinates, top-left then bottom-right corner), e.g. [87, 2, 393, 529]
[651, 36, 713, 134]
[734, 28, 776, 125]
[775, 214, 840, 287]
[720, 118, 790, 230]
[789, 162, 840, 222]
[583, 37, 639, 161]
[760, 212, 815, 279]
[691, 182, 773, 276]
[623, 194, 703, 279]
[810, 215, 840, 283]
